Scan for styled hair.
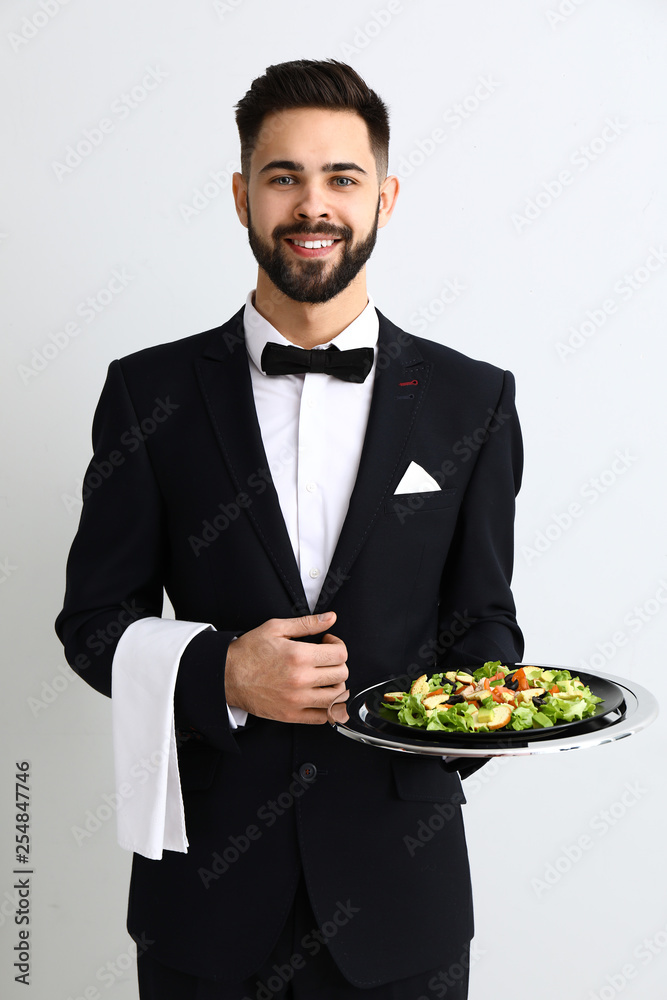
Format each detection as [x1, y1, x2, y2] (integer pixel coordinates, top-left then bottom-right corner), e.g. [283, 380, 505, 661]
[234, 59, 390, 181]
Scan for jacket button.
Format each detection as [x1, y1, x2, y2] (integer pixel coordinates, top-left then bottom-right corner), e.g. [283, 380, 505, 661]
[298, 762, 317, 782]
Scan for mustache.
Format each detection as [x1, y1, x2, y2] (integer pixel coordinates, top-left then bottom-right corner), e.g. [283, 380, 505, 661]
[272, 223, 352, 241]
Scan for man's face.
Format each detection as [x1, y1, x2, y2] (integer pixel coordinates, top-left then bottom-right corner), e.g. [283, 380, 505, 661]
[236, 108, 392, 304]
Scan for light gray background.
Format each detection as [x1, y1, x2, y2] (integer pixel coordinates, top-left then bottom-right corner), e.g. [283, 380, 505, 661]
[1, 1, 666, 997]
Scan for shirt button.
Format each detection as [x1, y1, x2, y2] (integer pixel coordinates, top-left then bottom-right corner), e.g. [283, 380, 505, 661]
[309, 567, 320, 579]
[298, 762, 317, 782]
[305, 482, 317, 493]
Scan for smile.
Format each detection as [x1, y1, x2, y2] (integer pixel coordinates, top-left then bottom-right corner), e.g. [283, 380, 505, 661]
[289, 239, 337, 249]
[285, 238, 342, 259]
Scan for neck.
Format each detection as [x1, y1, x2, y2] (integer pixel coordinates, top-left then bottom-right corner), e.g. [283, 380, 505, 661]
[253, 269, 369, 348]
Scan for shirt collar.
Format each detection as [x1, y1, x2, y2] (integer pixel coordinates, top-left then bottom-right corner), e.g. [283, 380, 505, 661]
[242, 289, 379, 377]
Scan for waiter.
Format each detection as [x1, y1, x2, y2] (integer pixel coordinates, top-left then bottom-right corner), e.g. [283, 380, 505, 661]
[56, 58, 523, 999]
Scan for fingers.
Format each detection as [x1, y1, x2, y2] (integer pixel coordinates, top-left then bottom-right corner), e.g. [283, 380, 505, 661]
[293, 626, 348, 694]
[308, 683, 349, 709]
[328, 700, 350, 725]
[294, 708, 332, 725]
[283, 679, 348, 710]
[264, 616, 347, 666]
[231, 612, 349, 725]
[272, 611, 337, 639]
[320, 632, 345, 646]
[266, 684, 348, 725]
[295, 689, 350, 726]
[313, 633, 348, 669]
[308, 665, 349, 689]
[297, 703, 349, 725]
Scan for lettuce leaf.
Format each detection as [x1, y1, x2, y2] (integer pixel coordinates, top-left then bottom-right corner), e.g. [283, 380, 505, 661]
[472, 661, 503, 680]
[388, 662, 603, 734]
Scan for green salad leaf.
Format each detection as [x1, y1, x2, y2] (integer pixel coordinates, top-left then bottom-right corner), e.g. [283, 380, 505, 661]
[381, 663, 603, 734]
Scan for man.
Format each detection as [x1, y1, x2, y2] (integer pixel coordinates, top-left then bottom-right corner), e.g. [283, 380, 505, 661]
[56, 59, 523, 999]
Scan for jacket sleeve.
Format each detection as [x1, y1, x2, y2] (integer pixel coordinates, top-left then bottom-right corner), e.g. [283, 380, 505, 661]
[54, 359, 240, 753]
[437, 368, 524, 669]
[437, 369, 524, 781]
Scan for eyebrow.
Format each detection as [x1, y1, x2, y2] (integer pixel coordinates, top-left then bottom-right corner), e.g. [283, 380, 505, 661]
[258, 159, 368, 176]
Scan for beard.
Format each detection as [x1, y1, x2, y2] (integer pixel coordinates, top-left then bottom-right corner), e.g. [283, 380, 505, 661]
[246, 199, 380, 304]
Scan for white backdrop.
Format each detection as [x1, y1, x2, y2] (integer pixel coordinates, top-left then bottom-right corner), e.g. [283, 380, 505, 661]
[1, 1, 666, 998]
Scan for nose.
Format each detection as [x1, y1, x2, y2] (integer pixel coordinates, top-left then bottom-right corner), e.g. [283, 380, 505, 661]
[293, 181, 330, 221]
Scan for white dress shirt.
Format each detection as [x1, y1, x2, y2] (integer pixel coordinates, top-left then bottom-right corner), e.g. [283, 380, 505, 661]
[242, 289, 379, 611]
[111, 290, 379, 858]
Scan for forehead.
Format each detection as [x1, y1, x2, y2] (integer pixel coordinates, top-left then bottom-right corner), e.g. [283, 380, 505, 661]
[251, 108, 374, 172]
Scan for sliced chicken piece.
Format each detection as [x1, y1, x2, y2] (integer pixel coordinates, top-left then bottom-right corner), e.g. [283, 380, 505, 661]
[518, 687, 546, 703]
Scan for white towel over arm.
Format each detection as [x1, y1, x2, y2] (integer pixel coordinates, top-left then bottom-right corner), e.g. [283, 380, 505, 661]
[111, 617, 246, 860]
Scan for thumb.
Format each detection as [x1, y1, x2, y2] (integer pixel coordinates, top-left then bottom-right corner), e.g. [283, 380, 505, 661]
[277, 611, 336, 638]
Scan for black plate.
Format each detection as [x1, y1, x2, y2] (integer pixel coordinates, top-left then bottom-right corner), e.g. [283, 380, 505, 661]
[363, 666, 626, 744]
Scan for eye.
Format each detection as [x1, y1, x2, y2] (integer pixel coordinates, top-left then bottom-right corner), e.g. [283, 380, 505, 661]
[271, 175, 295, 185]
[332, 177, 354, 187]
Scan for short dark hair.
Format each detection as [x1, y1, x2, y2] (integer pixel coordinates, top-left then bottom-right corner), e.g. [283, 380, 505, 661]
[234, 59, 390, 182]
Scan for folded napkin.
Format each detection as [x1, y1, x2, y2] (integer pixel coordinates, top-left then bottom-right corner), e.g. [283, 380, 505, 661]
[111, 617, 228, 860]
[394, 461, 441, 494]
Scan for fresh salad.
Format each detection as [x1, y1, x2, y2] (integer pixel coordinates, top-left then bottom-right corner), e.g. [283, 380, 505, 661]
[381, 662, 603, 733]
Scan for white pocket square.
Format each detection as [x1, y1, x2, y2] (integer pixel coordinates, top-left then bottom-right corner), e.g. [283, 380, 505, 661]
[393, 461, 441, 495]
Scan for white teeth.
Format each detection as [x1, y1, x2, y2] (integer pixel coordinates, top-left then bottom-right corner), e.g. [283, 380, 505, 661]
[291, 239, 335, 249]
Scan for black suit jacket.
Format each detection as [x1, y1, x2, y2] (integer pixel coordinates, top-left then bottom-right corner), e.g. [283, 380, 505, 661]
[55, 306, 523, 987]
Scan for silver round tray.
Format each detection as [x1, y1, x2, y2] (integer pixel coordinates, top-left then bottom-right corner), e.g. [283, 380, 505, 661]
[327, 667, 658, 757]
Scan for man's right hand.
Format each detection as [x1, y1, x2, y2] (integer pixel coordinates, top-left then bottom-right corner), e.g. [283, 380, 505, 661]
[224, 611, 349, 724]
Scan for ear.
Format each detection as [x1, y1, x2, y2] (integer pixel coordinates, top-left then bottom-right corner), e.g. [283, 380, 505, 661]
[232, 172, 249, 228]
[377, 174, 400, 230]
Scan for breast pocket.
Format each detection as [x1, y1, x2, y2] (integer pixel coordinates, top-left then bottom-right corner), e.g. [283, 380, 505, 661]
[384, 488, 457, 517]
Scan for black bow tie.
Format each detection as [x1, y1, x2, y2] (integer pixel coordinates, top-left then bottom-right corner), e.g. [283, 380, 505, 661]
[260, 342, 374, 384]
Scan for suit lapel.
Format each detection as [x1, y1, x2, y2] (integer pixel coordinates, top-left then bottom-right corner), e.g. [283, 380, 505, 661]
[313, 310, 431, 613]
[195, 308, 310, 615]
[195, 306, 431, 617]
